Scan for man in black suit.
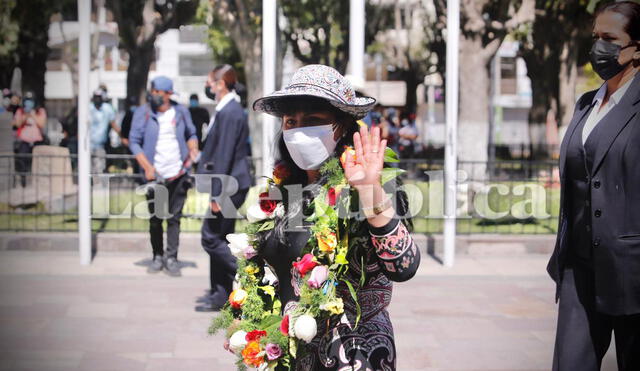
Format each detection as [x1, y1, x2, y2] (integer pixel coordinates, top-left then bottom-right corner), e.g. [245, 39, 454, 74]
[548, 3, 640, 370]
[195, 65, 251, 312]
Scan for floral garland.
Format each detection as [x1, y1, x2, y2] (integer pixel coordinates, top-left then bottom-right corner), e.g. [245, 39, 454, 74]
[209, 144, 403, 371]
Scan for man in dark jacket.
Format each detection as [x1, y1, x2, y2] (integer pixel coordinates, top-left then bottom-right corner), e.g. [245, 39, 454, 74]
[129, 76, 199, 277]
[187, 93, 210, 149]
[195, 65, 251, 312]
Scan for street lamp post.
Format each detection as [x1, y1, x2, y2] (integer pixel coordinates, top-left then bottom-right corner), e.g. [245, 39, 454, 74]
[77, 0, 92, 265]
[349, 0, 365, 80]
[444, 0, 460, 268]
[262, 0, 278, 178]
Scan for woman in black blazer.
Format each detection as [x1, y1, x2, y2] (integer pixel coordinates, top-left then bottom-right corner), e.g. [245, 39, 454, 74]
[548, 2, 640, 370]
[195, 65, 251, 312]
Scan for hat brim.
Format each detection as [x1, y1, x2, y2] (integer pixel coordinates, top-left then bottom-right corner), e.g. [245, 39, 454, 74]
[253, 86, 376, 119]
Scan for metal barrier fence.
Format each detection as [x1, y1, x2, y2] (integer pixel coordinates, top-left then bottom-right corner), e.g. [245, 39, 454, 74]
[0, 151, 560, 234]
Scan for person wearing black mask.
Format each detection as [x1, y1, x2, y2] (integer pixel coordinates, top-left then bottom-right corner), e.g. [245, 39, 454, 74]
[195, 65, 251, 312]
[187, 93, 210, 149]
[548, 2, 640, 370]
[128, 76, 199, 277]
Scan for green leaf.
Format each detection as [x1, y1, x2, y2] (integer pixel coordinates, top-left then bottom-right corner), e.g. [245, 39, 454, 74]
[381, 168, 406, 185]
[259, 314, 282, 329]
[342, 279, 361, 328]
[359, 256, 366, 287]
[384, 147, 400, 163]
[258, 220, 275, 232]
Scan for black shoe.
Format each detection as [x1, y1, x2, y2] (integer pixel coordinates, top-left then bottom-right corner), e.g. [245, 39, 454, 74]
[196, 294, 214, 303]
[195, 301, 224, 312]
[164, 257, 182, 277]
[147, 255, 164, 273]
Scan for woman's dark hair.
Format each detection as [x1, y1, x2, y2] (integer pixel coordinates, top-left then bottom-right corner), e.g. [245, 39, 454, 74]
[211, 64, 238, 91]
[596, 1, 640, 41]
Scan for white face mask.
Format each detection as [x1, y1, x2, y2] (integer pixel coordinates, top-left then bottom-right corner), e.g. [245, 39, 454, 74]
[283, 124, 337, 170]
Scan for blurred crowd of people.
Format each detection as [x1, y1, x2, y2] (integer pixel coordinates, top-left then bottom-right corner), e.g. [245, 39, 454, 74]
[2, 83, 425, 189]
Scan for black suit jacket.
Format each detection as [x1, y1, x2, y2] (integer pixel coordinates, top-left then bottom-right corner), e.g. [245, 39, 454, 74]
[188, 106, 210, 149]
[197, 99, 251, 198]
[548, 73, 640, 315]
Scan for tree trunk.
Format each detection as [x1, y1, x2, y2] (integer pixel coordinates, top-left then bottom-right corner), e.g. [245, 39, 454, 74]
[58, 21, 78, 98]
[237, 35, 264, 163]
[557, 37, 578, 133]
[0, 57, 16, 89]
[403, 70, 420, 114]
[126, 43, 155, 105]
[525, 50, 559, 159]
[458, 38, 495, 178]
[17, 18, 50, 103]
[528, 76, 553, 159]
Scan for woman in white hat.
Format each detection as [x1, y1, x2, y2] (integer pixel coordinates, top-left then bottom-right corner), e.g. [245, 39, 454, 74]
[216, 65, 421, 370]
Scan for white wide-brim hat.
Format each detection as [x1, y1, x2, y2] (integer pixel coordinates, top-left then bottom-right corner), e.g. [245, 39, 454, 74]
[253, 64, 376, 119]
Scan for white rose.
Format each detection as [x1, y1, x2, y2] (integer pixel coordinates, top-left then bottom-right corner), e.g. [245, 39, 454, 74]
[228, 330, 248, 353]
[247, 204, 269, 223]
[226, 233, 250, 259]
[293, 314, 317, 343]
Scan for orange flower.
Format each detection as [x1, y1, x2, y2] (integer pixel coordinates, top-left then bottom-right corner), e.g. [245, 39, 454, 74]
[316, 231, 337, 253]
[241, 340, 264, 367]
[340, 146, 356, 168]
[272, 162, 291, 185]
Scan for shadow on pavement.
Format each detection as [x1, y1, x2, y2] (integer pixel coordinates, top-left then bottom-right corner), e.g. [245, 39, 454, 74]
[133, 258, 198, 269]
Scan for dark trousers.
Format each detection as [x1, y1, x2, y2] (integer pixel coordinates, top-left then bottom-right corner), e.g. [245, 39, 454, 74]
[13, 141, 33, 187]
[200, 189, 248, 305]
[553, 265, 640, 371]
[145, 174, 189, 259]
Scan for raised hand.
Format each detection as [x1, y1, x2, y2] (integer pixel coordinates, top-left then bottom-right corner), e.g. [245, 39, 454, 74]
[344, 125, 387, 191]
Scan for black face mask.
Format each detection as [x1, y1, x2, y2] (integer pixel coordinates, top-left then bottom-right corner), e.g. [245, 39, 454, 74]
[92, 98, 102, 109]
[204, 86, 216, 101]
[590, 39, 636, 81]
[149, 93, 165, 111]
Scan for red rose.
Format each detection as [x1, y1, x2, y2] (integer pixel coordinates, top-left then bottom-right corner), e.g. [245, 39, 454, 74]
[328, 187, 337, 206]
[292, 253, 318, 276]
[259, 192, 277, 214]
[245, 330, 267, 342]
[280, 315, 289, 336]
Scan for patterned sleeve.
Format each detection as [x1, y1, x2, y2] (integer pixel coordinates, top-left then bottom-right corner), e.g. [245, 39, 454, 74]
[369, 218, 420, 282]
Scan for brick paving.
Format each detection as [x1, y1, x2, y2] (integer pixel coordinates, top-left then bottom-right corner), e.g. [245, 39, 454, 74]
[0, 251, 618, 371]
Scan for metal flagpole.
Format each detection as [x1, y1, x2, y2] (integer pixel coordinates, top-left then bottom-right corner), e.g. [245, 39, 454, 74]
[443, 0, 459, 267]
[261, 0, 278, 178]
[77, 0, 92, 265]
[349, 0, 365, 80]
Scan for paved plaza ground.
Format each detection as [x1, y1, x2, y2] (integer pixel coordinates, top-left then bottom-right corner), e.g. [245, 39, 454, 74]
[0, 250, 618, 371]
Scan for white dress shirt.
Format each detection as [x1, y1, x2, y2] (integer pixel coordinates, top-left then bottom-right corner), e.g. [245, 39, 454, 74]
[582, 78, 634, 144]
[202, 92, 240, 140]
